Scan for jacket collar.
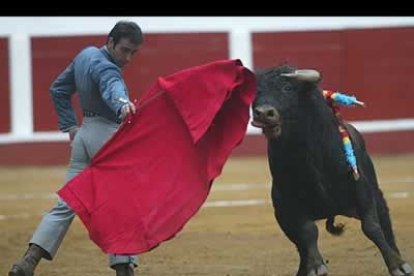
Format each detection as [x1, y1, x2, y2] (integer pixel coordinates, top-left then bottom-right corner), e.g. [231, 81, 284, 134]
[100, 45, 118, 66]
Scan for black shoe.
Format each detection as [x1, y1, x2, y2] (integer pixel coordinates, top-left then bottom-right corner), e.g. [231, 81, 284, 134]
[9, 244, 47, 276]
[113, 263, 135, 276]
[9, 264, 32, 276]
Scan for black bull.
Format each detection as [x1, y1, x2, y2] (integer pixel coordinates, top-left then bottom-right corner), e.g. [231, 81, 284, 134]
[251, 64, 412, 276]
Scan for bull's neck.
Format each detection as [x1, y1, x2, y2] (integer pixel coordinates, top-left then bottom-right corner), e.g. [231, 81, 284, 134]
[268, 92, 345, 164]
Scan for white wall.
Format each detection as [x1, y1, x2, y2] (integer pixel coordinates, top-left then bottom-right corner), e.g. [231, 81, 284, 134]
[2, 16, 414, 35]
[1, 16, 414, 144]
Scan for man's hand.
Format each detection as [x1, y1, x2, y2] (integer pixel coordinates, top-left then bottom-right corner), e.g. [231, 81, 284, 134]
[120, 101, 137, 119]
[69, 127, 78, 142]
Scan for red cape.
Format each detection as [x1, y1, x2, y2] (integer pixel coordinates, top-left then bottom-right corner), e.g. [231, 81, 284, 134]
[57, 59, 256, 255]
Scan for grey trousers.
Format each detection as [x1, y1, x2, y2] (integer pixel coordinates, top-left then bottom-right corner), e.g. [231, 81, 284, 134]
[30, 116, 138, 268]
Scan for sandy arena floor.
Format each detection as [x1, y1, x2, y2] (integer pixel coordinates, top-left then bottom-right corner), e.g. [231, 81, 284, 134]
[1, 154, 413, 276]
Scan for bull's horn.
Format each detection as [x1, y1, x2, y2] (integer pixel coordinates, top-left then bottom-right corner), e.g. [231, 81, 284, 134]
[281, 69, 321, 82]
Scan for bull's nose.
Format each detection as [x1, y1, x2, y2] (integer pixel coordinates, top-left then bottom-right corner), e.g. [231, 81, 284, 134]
[254, 105, 279, 121]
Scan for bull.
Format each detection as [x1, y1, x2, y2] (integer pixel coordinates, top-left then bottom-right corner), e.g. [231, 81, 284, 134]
[251, 63, 413, 276]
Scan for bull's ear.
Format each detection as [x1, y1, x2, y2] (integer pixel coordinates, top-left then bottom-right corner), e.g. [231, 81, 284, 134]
[254, 68, 266, 77]
[281, 69, 321, 82]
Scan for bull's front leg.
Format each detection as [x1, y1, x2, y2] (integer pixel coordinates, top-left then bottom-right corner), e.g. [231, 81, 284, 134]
[274, 206, 328, 276]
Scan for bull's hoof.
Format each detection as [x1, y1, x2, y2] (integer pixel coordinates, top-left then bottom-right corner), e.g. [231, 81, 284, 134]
[390, 263, 413, 276]
[307, 264, 328, 276]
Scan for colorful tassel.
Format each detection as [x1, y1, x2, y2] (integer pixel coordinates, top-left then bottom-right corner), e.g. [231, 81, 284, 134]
[322, 90, 366, 107]
[322, 90, 364, 180]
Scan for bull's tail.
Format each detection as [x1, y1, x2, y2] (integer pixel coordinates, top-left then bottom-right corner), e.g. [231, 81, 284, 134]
[325, 216, 345, 236]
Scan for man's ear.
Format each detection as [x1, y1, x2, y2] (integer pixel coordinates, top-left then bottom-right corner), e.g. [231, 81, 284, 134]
[107, 37, 115, 50]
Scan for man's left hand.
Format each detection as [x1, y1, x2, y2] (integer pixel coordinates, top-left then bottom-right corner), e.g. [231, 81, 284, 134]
[69, 127, 78, 142]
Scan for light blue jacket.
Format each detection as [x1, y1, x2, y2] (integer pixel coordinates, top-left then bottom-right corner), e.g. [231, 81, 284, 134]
[50, 46, 129, 132]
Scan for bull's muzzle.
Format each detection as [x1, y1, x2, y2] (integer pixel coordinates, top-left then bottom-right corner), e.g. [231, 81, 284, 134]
[253, 105, 279, 122]
[252, 105, 282, 139]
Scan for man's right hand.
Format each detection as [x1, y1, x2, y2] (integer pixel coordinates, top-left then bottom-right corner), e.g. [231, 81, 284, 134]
[120, 101, 137, 119]
[69, 127, 78, 142]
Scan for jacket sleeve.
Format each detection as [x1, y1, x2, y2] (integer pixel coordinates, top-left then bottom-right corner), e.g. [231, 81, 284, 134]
[50, 62, 78, 132]
[91, 61, 129, 116]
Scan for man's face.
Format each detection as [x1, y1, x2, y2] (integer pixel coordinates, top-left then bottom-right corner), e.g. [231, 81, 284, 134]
[108, 37, 140, 68]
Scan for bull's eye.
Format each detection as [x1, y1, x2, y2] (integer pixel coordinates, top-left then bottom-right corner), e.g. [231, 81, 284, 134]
[283, 85, 292, 92]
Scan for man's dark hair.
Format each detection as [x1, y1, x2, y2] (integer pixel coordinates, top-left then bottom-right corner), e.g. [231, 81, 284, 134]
[107, 20, 144, 47]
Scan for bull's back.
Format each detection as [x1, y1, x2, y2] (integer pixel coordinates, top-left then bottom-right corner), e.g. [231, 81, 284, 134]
[345, 123, 367, 151]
